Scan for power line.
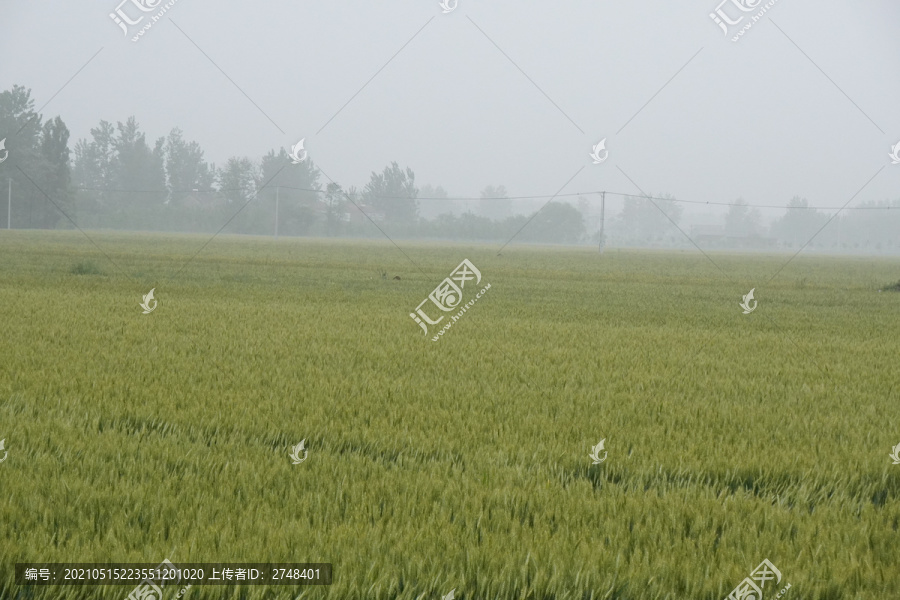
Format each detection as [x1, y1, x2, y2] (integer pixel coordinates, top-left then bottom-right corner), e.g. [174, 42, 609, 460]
[67, 185, 900, 211]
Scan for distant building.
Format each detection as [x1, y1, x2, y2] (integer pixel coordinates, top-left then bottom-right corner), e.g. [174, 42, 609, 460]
[344, 204, 386, 225]
[691, 224, 725, 244]
[179, 191, 224, 210]
[690, 225, 776, 248]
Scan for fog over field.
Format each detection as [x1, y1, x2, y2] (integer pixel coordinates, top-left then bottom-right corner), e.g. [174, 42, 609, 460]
[0, 1, 898, 249]
[2, 3, 900, 600]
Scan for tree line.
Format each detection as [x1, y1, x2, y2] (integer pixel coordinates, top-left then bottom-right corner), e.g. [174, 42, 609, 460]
[606, 193, 900, 252]
[1, 84, 897, 249]
[0, 85, 585, 241]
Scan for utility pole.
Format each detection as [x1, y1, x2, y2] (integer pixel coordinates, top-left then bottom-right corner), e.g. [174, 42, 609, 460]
[598, 191, 606, 253]
[7, 177, 10, 230]
[274, 185, 279, 238]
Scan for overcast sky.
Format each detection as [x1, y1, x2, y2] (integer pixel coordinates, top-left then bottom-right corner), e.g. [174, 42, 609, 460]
[2, 1, 898, 222]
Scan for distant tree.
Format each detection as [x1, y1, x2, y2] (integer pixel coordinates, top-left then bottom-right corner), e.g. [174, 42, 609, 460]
[73, 121, 116, 209]
[72, 117, 168, 228]
[0, 85, 67, 228]
[450, 212, 497, 241]
[723, 197, 762, 237]
[478, 184, 511, 221]
[836, 198, 900, 249]
[577, 195, 601, 233]
[417, 184, 450, 220]
[343, 185, 373, 234]
[259, 147, 320, 194]
[770, 196, 828, 247]
[0, 85, 41, 159]
[323, 182, 346, 236]
[35, 116, 72, 228]
[164, 128, 215, 207]
[112, 117, 166, 213]
[150, 136, 166, 196]
[363, 162, 418, 226]
[519, 201, 585, 243]
[617, 193, 683, 242]
[257, 147, 321, 236]
[217, 157, 258, 206]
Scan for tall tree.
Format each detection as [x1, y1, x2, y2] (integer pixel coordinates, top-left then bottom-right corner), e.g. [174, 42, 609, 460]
[770, 196, 828, 247]
[616, 193, 683, 242]
[164, 128, 214, 207]
[478, 184, 511, 221]
[218, 157, 259, 206]
[836, 198, 900, 249]
[521, 201, 585, 243]
[72, 120, 118, 226]
[363, 162, 418, 226]
[417, 184, 451, 220]
[723, 197, 762, 237]
[0, 85, 48, 228]
[257, 147, 321, 236]
[113, 117, 166, 213]
[577, 195, 601, 233]
[34, 116, 72, 228]
[320, 182, 346, 236]
[0, 85, 41, 159]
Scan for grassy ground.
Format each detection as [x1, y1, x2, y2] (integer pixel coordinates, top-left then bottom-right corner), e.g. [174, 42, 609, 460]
[1, 230, 898, 599]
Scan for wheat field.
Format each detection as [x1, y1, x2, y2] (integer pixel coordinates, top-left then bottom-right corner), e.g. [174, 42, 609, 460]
[1, 230, 898, 600]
